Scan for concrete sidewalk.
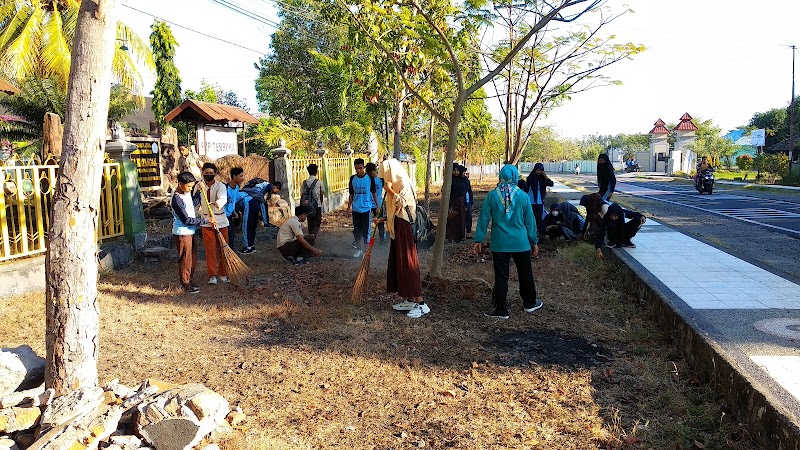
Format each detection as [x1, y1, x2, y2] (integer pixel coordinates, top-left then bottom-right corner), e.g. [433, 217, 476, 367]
[552, 179, 800, 448]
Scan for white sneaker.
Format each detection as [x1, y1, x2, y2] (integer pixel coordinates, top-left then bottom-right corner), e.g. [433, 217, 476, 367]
[220, 276, 230, 283]
[208, 276, 218, 285]
[353, 249, 363, 258]
[392, 300, 417, 311]
[406, 303, 430, 318]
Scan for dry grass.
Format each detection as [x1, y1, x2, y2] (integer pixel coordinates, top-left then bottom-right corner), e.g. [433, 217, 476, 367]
[0, 187, 760, 450]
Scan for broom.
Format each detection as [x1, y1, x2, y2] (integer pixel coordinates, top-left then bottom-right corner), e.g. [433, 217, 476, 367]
[351, 220, 380, 304]
[199, 186, 253, 285]
[352, 188, 389, 303]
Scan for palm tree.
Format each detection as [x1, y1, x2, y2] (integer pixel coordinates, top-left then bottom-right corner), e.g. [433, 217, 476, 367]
[0, 0, 153, 91]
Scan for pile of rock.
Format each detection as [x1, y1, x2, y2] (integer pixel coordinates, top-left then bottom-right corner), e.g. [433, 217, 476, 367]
[1, 346, 245, 450]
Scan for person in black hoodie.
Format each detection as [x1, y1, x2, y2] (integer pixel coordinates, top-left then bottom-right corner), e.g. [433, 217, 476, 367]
[462, 165, 474, 238]
[596, 153, 616, 201]
[525, 163, 554, 236]
[591, 202, 646, 260]
[446, 163, 468, 242]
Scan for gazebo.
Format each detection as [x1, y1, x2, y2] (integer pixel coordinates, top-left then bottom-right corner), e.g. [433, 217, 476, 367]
[164, 99, 259, 158]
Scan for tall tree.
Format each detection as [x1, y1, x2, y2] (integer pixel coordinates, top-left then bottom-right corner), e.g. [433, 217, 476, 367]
[488, 6, 644, 164]
[150, 20, 181, 125]
[46, 0, 118, 395]
[255, 0, 373, 129]
[332, 0, 602, 277]
[0, 0, 152, 90]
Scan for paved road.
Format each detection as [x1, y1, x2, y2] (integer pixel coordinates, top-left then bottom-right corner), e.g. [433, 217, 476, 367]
[559, 174, 800, 283]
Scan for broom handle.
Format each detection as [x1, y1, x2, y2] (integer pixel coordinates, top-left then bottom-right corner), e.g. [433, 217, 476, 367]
[199, 184, 231, 250]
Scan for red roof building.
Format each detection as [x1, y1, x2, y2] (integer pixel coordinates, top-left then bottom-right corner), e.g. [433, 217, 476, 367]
[649, 119, 670, 135]
[673, 112, 698, 132]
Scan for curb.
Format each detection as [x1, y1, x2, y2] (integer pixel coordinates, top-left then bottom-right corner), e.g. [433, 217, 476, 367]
[609, 247, 800, 450]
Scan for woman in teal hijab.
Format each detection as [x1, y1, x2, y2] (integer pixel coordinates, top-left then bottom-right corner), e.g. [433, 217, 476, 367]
[473, 164, 542, 319]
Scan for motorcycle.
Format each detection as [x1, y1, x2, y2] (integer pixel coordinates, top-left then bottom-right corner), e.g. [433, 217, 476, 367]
[624, 164, 641, 173]
[695, 169, 714, 194]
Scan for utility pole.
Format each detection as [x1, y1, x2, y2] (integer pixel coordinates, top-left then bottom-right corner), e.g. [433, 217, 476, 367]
[790, 45, 796, 172]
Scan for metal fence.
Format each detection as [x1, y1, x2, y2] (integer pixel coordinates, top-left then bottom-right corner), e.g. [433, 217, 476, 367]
[1, 155, 125, 262]
[288, 157, 323, 202]
[326, 157, 353, 194]
[519, 160, 598, 174]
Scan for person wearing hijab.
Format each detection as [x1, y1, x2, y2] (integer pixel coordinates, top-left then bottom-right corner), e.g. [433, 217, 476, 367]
[473, 164, 542, 319]
[525, 163, 554, 237]
[462, 165, 474, 238]
[596, 153, 616, 202]
[378, 159, 428, 319]
[446, 163, 468, 242]
[589, 202, 646, 260]
[579, 193, 606, 242]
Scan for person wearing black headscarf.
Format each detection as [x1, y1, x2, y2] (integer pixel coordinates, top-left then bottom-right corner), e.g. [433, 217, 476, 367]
[461, 165, 475, 238]
[596, 153, 616, 201]
[525, 163, 553, 237]
[587, 201, 646, 260]
[446, 163, 468, 242]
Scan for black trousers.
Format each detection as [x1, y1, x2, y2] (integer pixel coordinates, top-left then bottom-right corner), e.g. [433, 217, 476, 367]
[352, 211, 371, 248]
[606, 218, 643, 246]
[465, 203, 473, 234]
[532, 204, 544, 236]
[491, 251, 537, 315]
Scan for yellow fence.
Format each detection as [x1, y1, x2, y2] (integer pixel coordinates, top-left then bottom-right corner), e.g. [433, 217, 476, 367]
[288, 157, 323, 202]
[0, 156, 125, 262]
[326, 157, 353, 193]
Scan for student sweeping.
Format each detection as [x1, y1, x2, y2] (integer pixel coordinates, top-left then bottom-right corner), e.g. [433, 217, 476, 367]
[378, 158, 428, 319]
[197, 162, 229, 285]
[473, 164, 542, 319]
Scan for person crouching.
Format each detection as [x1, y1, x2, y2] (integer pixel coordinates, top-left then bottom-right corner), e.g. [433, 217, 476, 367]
[277, 205, 322, 265]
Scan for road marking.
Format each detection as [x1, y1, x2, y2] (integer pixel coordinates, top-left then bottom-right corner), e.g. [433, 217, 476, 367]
[754, 318, 800, 340]
[614, 183, 800, 236]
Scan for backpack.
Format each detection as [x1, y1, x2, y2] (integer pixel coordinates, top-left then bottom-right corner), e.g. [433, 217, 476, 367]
[300, 179, 319, 217]
[405, 204, 434, 243]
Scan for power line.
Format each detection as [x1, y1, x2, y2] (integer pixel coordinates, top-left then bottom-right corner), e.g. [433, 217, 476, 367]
[121, 4, 267, 55]
[207, 0, 281, 28]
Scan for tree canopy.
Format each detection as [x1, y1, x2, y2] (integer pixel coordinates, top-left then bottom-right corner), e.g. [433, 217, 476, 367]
[0, 0, 152, 90]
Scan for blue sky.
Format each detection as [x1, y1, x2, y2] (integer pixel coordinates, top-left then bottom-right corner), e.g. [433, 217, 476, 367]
[122, 0, 800, 139]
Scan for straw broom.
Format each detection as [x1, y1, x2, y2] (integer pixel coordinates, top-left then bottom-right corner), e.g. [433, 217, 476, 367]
[351, 221, 380, 303]
[199, 186, 253, 285]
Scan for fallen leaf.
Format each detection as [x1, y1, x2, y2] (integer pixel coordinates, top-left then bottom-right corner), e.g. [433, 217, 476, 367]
[693, 440, 706, 449]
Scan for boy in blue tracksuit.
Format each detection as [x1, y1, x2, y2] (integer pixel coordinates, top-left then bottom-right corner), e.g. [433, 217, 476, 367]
[347, 158, 377, 257]
[473, 164, 542, 319]
[367, 163, 386, 244]
[171, 172, 208, 294]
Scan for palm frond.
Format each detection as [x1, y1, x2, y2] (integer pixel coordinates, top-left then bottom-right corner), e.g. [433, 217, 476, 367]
[40, 6, 71, 85]
[0, 5, 42, 81]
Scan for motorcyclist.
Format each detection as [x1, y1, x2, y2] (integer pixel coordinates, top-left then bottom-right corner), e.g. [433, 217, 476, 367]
[694, 156, 715, 188]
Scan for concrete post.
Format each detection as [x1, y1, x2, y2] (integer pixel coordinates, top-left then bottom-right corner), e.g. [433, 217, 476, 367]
[272, 138, 294, 210]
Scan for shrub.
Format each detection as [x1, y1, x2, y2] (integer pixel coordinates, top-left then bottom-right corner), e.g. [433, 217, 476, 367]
[736, 154, 753, 171]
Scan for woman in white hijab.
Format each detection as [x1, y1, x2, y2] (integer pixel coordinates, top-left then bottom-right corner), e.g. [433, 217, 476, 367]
[378, 158, 428, 318]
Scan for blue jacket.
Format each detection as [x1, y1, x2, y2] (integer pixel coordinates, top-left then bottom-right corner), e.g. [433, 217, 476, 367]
[474, 187, 538, 252]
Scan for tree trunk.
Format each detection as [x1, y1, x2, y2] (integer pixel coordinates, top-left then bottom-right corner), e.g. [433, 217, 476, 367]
[392, 88, 406, 159]
[45, 0, 118, 396]
[424, 115, 435, 213]
[429, 94, 465, 278]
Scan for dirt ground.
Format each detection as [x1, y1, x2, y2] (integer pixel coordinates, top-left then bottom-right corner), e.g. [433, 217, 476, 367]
[2, 183, 760, 449]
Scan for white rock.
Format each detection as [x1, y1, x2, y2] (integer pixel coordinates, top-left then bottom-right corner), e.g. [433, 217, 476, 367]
[0, 436, 19, 450]
[109, 435, 142, 448]
[0, 346, 45, 397]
